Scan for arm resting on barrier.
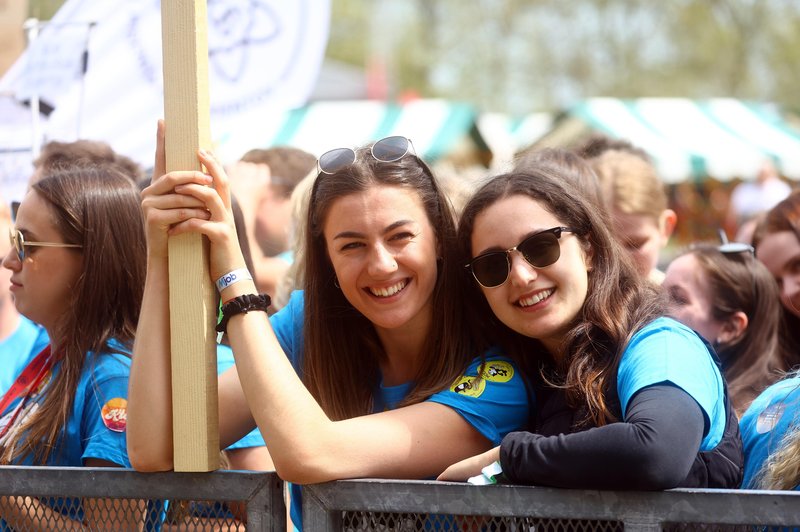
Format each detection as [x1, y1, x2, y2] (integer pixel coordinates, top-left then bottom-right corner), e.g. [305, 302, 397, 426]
[499, 384, 703, 489]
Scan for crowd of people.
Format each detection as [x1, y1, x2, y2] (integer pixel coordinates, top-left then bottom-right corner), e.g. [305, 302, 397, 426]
[0, 127, 799, 529]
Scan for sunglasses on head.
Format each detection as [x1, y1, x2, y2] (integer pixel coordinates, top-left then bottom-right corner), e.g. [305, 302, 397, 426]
[466, 226, 575, 288]
[8, 228, 82, 262]
[317, 136, 415, 175]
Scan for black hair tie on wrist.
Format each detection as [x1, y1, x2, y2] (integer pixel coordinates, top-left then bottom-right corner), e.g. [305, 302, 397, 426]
[215, 293, 271, 333]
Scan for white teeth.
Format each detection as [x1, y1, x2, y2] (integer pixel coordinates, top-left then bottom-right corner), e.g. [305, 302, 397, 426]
[369, 280, 407, 297]
[519, 288, 553, 307]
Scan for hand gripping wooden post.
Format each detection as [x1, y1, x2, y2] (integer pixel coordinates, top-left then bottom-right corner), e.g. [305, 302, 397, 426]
[161, 0, 219, 472]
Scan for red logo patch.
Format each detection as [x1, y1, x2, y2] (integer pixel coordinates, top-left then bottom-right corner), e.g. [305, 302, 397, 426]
[101, 398, 128, 432]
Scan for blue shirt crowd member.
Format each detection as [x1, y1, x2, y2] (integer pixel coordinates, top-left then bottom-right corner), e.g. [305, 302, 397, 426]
[0, 316, 49, 395]
[273, 291, 529, 529]
[0, 343, 131, 530]
[740, 376, 800, 490]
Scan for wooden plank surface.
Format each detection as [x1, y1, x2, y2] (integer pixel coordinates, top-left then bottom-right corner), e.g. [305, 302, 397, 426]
[161, 0, 218, 472]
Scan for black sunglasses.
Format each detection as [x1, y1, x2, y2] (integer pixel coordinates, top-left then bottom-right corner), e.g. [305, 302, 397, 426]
[466, 226, 575, 288]
[317, 136, 415, 175]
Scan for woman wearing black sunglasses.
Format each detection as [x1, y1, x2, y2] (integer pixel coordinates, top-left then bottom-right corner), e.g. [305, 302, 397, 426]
[128, 130, 528, 528]
[439, 168, 742, 490]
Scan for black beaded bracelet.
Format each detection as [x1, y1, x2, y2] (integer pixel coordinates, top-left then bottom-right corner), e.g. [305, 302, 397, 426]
[215, 293, 271, 333]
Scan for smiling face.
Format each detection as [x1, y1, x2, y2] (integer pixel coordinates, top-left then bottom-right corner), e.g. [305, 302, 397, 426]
[756, 230, 800, 319]
[1, 190, 83, 335]
[663, 253, 725, 343]
[323, 185, 439, 337]
[470, 194, 591, 355]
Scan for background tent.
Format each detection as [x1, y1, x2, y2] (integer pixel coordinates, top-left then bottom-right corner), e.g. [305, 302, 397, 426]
[215, 98, 480, 164]
[532, 98, 800, 183]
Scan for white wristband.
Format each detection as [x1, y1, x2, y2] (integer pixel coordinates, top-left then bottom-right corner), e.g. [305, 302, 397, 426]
[215, 268, 253, 293]
[467, 461, 503, 486]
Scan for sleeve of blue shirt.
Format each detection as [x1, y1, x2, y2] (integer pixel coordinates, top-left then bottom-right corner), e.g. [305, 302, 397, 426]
[617, 317, 725, 450]
[427, 350, 530, 445]
[216, 343, 266, 450]
[80, 351, 132, 467]
[269, 290, 306, 375]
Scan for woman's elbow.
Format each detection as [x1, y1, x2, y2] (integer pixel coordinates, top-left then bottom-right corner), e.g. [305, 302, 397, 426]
[626, 449, 694, 490]
[127, 441, 174, 472]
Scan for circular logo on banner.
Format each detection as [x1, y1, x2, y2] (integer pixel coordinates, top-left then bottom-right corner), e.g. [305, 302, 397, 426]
[450, 377, 486, 398]
[101, 398, 128, 432]
[128, 0, 320, 115]
[481, 361, 514, 383]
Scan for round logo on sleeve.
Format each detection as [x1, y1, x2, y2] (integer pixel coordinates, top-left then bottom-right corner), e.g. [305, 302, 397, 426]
[101, 398, 128, 432]
[450, 376, 486, 398]
[481, 361, 514, 383]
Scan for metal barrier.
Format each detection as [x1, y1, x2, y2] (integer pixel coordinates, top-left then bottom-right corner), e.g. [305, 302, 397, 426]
[0, 466, 285, 531]
[303, 479, 800, 531]
[1, 469, 800, 530]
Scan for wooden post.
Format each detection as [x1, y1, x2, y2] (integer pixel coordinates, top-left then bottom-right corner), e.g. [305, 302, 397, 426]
[161, 0, 219, 472]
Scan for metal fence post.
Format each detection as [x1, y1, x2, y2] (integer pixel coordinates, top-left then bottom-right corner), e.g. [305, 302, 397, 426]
[303, 484, 342, 532]
[246, 473, 286, 531]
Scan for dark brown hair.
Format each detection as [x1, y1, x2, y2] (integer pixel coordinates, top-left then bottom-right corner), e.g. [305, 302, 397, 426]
[34, 140, 144, 183]
[241, 146, 316, 199]
[1, 167, 146, 464]
[458, 169, 666, 427]
[302, 146, 472, 421]
[680, 244, 784, 413]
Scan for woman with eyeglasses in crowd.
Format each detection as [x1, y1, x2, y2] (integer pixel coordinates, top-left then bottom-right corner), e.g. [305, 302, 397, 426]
[662, 242, 786, 416]
[0, 168, 145, 529]
[438, 167, 742, 489]
[127, 129, 529, 528]
[738, 190, 800, 490]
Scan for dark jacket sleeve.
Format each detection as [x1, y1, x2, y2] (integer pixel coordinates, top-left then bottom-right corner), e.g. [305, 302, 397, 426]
[499, 384, 705, 490]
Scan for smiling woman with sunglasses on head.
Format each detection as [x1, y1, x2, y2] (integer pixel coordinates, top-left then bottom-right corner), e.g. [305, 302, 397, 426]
[127, 131, 528, 528]
[663, 243, 786, 416]
[439, 168, 742, 490]
[0, 167, 145, 529]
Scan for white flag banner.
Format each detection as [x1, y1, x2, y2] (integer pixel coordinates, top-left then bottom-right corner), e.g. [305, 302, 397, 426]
[0, 0, 330, 200]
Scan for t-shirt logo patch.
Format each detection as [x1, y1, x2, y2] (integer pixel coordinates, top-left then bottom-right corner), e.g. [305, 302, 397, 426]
[101, 398, 128, 432]
[451, 376, 486, 398]
[481, 361, 514, 383]
[756, 402, 785, 434]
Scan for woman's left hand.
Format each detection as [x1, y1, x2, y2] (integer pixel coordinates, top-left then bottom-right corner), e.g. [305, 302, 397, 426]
[437, 446, 501, 482]
[169, 149, 248, 280]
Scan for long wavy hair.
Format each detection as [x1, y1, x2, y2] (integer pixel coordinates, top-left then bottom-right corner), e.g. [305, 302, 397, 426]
[302, 144, 472, 421]
[753, 190, 800, 369]
[457, 170, 666, 427]
[1, 167, 146, 464]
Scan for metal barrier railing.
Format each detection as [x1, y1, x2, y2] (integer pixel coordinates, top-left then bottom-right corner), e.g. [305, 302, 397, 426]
[303, 479, 800, 531]
[2, 468, 800, 531]
[0, 466, 285, 531]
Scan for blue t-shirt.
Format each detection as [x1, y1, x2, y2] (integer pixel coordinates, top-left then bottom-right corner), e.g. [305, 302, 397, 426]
[271, 291, 529, 530]
[0, 341, 131, 529]
[740, 376, 800, 490]
[617, 317, 726, 450]
[216, 343, 266, 451]
[0, 316, 49, 395]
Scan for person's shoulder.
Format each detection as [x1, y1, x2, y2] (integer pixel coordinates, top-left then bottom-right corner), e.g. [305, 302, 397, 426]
[86, 340, 133, 377]
[632, 316, 699, 342]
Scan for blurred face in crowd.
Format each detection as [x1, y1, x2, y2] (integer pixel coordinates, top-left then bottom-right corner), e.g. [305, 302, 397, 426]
[756, 230, 800, 319]
[663, 253, 726, 343]
[611, 209, 675, 278]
